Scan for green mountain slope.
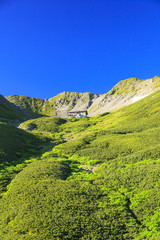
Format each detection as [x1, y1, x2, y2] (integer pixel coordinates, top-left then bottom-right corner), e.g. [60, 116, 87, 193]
[0, 160, 132, 240]
[1, 85, 160, 239]
[6, 76, 160, 117]
[0, 94, 28, 122]
[0, 121, 46, 197]
[0, 94, 40, 123]
[3, 94, 44, 120]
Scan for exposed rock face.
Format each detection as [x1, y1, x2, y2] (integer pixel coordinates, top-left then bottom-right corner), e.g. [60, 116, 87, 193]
[5, 76, 160, 117]
[88, 76, 160, 116]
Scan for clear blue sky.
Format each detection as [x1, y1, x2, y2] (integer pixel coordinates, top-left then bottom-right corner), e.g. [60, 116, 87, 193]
[0, 0, 160, 98]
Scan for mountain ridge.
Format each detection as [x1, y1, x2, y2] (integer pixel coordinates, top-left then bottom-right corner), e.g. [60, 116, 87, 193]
[5, 76, 160, 118]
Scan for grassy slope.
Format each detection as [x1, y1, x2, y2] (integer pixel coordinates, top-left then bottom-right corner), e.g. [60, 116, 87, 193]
[5, 95, 48, 117]
[0, 160, 129, 240]
[0, 95, 28, 122]
[0, 121, 46, 196]
[19, 116, 67, 133]
[1, 91, 160, 239]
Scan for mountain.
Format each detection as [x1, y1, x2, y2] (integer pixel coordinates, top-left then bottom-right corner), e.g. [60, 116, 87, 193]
[6, 76, 160, 117]
[1, 76, 160, 239]
[6, 91, 98, 118]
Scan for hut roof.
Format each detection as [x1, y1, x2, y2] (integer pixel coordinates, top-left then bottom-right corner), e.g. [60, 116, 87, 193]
[69, 110, 87, 113]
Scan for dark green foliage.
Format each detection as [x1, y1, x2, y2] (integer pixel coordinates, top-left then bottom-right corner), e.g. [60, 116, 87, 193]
[0, 123, 40, 163]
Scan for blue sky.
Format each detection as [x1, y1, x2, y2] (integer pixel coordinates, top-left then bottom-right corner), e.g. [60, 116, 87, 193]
[0, 0, 160, 98]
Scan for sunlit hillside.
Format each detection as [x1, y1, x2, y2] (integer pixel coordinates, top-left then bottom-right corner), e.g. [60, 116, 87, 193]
[0, 88, 160, 239]
[6, 76, 160, 117]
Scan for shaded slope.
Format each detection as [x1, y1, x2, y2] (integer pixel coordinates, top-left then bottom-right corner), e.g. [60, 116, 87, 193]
[5, 95, 45, 120]
[0, 123, 41, 163]
[0, 94, 33, 121]
[0, 121, 44, 196]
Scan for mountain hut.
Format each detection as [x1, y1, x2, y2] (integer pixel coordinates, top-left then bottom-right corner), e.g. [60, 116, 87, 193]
[68, 110, 88, 118]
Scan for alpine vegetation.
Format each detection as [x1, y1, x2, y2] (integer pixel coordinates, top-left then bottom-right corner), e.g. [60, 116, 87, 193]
[0, 77, 160, 239]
